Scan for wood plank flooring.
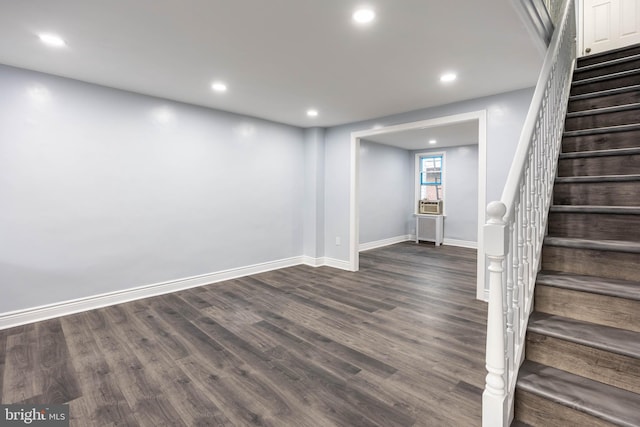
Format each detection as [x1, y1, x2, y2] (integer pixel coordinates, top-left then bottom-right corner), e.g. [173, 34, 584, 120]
[0, 242, 486, 426]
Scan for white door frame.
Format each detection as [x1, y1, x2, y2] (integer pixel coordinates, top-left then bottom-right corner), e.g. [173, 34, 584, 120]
[578, 0, 585, 56]
[349, 110, 488, 300]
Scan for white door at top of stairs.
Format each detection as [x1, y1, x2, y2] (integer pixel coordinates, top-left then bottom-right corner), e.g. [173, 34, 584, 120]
[582, 0, 640, 56]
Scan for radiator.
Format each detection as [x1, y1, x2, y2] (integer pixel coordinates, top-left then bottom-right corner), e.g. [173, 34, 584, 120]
[415, 214, 443, 246]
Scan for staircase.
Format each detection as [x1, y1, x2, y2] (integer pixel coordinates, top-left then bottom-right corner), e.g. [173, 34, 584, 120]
[513, 44, 640, 426]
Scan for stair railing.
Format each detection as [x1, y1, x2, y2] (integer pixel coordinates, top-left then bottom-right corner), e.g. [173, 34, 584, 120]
[546, 0, 565, 26]
[482, 0, 576, 425]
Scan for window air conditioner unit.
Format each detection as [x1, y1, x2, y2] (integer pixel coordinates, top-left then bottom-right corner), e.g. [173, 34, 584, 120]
[419, 199, 443, 215]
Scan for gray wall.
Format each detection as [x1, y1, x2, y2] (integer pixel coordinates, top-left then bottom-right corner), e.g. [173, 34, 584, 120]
[411, 145, 479, 242]
[359, 140, 413, 244]
[0, 64, 305, 313]
[323, 87, 535, 262]
[303, 127, 325, 258]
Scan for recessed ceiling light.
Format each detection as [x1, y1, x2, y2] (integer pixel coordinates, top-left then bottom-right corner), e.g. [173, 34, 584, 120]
[307, 109, 319, 117]
[440, 72, 457, 83]
[353, 8, 375, 24]
[38, 33, 66, 48]
[211, 82, 227, 93]
[429, 139, 437, 145]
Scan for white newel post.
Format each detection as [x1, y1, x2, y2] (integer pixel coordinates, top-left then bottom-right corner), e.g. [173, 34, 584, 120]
[483, 201, 509, 427]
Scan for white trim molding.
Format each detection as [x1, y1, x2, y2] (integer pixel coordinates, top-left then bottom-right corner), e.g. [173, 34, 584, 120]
[443, 238, 478, 249]
[321, 257, 353, 271]
[349, 127, 360, 272]
[477, 110, 488, 300]
[1, 256, 328, 330]
[301, 256, 325, 267]
[301, 256, 352, 270]
[359, 235, 413, 252]
[350, 110, 488, 300]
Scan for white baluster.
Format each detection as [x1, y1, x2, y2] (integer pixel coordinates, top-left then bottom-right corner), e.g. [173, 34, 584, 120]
[518, 191, 527, 336]
[520, 181, 530, 311]
[535, 128, 543, 250]
[530, 143, 538, 257]
[512, 203, 521, 344]
[506, 216, 515, 375]
[527, 162, 535, 291]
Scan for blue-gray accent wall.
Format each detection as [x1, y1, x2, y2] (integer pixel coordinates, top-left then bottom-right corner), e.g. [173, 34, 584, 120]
[0, 62, 534, 314]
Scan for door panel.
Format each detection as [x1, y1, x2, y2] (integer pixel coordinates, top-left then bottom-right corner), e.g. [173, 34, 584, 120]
[593, 1, 612, 43]
[620, 0, 640, 39]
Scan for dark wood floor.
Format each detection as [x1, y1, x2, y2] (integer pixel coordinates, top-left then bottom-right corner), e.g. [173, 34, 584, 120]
[0, 242, 487, 426]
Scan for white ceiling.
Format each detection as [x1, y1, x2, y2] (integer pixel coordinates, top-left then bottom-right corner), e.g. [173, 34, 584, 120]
[0, 0, 542, 128]
[364, 120, 479, 150]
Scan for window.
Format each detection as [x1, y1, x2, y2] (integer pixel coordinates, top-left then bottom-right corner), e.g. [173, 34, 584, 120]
[419, 154, 443, 200]
[415, 152, 445, 214]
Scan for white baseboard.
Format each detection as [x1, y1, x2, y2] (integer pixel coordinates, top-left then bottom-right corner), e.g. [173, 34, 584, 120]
[443, 238, 478, 249]
[359, 235, 413, 252]
[301, 256, 324, 267]
[321, 257, 352, 271]
[0, 256, 304, 330]
[0, 253, 358, 330]
[302, 256, 352, 271]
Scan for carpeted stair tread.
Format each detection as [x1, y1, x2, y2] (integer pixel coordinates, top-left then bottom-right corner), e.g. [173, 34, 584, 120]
[528, 312, 640, 358]
[559, 146, 640, 159]
[543, 236, 640, 253]
[565, 102, 640, 118]
[569, 84, 640, 101]
[574, 54, 640, 74]
[577, 43, 640, 66]
[536, 270, 640, 301]
[549, 205, 640, 214]
[554, 174, 640, 183]
[517, 361, 640, 427]
[571, 68, 640, 87]
[563, 122, 640, 137]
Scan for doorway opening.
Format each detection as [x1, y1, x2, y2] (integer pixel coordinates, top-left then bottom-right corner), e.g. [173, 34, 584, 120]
[349, 110, 488, 300]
